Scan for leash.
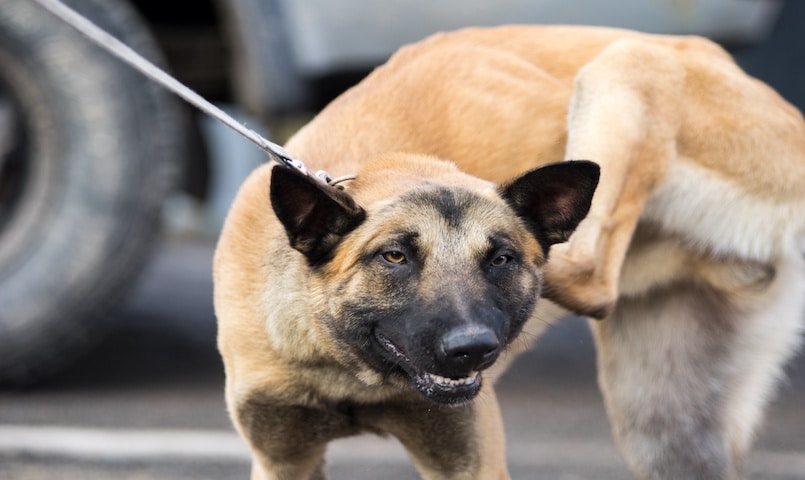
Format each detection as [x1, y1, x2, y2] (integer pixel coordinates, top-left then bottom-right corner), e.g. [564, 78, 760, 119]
[30, 0, 350, 186]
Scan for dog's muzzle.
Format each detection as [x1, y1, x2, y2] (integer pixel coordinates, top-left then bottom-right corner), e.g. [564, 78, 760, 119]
[376, 324, 501, 405]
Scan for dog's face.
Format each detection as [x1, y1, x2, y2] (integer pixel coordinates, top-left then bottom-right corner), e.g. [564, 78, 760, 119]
[269, 159, 598, 405]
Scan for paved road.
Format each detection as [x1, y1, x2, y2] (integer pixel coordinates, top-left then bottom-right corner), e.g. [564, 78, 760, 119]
[1, 236, 803, 479]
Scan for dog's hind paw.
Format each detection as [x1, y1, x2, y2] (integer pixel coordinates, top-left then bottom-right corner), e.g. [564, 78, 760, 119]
[541, 247, 617, 319]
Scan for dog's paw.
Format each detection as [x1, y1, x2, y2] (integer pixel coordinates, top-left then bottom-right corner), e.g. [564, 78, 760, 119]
[542, 246, 616, 319]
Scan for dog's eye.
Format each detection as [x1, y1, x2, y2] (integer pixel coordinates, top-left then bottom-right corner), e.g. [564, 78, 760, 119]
[382, 251, 407, 264]
[490, 255, 512, 267]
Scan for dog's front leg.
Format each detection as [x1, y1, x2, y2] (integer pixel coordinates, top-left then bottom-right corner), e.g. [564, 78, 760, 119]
[380, 386, 509, 480]
[232, 395, 349, 480]
[544, 38, 686, 318]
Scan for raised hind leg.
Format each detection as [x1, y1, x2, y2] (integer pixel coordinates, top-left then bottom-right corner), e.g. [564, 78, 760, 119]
[544, 38, 685, 318]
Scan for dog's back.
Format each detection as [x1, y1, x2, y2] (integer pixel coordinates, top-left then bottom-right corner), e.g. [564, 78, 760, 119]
[288, 24, 805, 261]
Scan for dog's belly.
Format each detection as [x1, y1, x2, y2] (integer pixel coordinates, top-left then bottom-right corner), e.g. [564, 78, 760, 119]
[640, 156, 804, 262]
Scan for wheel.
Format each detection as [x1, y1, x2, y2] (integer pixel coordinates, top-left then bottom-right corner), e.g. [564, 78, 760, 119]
[0, 0, 184, 384]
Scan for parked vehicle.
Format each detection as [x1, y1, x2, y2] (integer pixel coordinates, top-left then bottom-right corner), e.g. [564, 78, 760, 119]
[0, 0, 792, 383]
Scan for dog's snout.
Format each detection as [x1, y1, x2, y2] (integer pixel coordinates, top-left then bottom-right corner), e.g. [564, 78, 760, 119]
[440, 325, 500, 372]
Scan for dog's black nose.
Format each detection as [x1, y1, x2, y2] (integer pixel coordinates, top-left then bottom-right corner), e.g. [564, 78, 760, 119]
[440, 325, 500, 372]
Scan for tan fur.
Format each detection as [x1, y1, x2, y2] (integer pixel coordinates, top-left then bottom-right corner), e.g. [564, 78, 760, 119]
[215, 25, 805, 479]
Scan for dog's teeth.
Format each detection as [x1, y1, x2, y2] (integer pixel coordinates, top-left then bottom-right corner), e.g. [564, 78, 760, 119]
[429, 372, 478, 386]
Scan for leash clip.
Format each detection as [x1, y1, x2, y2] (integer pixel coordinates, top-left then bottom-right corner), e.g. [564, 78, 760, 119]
[315, 170, 357, 190]
[274, 152, 353, 189]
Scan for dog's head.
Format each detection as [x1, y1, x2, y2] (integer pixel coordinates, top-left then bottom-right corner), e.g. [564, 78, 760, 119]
[269, 157, 598, 405]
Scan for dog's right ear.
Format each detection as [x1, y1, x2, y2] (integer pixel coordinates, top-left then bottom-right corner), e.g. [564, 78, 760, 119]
[270, 166, 366, 265]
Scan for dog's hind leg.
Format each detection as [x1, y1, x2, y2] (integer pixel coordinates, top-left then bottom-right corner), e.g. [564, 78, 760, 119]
[543, 38, 688, 318]
[719, 254, 805, 465]
[591, 252, 805, 479]
[593, 283, 741, 479]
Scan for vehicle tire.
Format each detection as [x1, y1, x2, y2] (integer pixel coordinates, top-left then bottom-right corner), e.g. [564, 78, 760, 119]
[220, 0, 314, 117]
[0, 0, 184, 384]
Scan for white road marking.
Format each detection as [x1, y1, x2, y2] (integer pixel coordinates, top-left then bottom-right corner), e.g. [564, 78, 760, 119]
[0, 425, 408, 463]
[0, 424, 802, 475]
[0, 425, 250, 461]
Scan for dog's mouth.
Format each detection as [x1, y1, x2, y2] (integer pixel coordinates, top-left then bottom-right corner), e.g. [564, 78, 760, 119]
[375, 332, 482, 405]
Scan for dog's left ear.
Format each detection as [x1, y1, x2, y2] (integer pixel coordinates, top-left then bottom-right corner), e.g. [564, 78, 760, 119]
[270, 165, 366, 265]
[499, 160, 599, 253]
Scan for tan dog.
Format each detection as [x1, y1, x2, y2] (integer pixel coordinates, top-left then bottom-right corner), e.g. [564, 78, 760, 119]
[214, 25, 805, 479]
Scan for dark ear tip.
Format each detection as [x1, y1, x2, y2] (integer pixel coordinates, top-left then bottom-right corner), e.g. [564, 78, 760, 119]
[270, 163, 311, 186]
[560, 159, 600, 180]
[270, 165, 315, 212]
[270, 165, 298, 193]
[552, 160, 600, 198]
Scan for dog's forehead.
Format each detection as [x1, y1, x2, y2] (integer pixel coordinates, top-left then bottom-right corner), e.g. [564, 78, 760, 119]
[366, 185, 526, 249]
[399, 185, 501, 223]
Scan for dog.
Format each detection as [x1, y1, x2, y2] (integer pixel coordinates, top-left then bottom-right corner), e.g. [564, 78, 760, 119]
[214, 25, 805, 479]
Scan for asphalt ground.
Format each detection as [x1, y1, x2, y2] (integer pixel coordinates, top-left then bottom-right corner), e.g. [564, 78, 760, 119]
[0, 236, 803, 479]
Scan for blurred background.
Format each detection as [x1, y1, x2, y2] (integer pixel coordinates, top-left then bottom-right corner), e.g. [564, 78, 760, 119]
[0, 0, 803, 478]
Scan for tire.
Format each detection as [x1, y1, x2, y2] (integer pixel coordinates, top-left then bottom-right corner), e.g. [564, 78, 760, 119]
[220, 0, 314, 117]
[0, 0, 184, 384]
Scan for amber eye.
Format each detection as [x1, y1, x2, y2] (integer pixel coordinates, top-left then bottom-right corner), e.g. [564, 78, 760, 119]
[490, 255, 511, 267]
[382, 251, 407, 264]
